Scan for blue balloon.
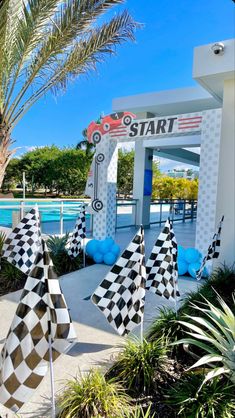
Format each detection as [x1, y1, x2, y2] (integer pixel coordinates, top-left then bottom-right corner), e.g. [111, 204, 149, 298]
[93, 252, 104, 264]
[188, 262, 201, 278]
[105, 237, 115, 249]
[99, 240, 110, 254]
[185, 248, 201, 264]
[104, 252, 116, 265]
[178, 245, 186, 260]
[86, 240, 99, 257]
[110, 243, 120, 256]
[178, 259, 188, 276]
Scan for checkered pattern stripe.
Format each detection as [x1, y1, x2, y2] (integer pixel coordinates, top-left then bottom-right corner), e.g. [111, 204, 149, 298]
[2, 208, 42, 275]
[0, 240, 76, 412]
[67, 204, 86, 258]
[146, 219, 180, 302]
[197, 215, 224, 280]
[92, 227, 146, 336]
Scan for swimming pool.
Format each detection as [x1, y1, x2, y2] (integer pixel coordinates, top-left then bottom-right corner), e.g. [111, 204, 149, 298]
[0, 200, 92, 235]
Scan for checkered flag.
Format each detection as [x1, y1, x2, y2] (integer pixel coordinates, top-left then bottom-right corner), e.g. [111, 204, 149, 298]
[146, 219, 180, 302]
[3, 207, 42, 275]
[92, 227, 146, 336]
[197, 215, 224, 280]
[0, 216, 76, 412]
[67, 203, 86, 258]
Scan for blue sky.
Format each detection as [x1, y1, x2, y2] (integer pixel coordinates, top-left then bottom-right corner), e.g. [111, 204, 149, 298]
[14, 0, 234, 169]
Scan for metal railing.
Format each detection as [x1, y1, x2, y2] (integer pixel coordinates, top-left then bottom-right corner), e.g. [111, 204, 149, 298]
[150, 199, 197, 225]
[0, 198, 90, 236]
[115, 198, 197, 229]
[0, 198, 197, 234]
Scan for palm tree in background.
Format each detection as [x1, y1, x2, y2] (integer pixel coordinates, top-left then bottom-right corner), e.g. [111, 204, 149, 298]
[76, 128, 95, 159]
[0, 0, 138, 186]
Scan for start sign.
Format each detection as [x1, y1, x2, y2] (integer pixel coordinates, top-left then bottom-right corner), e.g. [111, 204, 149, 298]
[129, 114, 203, 138]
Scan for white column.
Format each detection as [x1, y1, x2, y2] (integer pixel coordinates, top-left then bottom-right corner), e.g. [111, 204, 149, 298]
[92, 135, 118, 240]
[133, 141, 153, 227]
[196, 109, 222, 254]
[215, 79, 235, 266]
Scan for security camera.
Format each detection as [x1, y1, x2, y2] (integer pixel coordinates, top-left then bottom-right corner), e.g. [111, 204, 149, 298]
[211, 42, 225, 55]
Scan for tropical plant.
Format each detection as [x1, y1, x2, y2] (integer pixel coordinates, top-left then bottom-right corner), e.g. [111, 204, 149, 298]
[0, 0, 138, 186]
[76, 129, 95, 160]
[57, 368, 131, 418]
[124, 405, 155, 418]
[47, 233, 82, 276]
[166, 373, 235, 418]
[0, 258, 26, 295]
[106, 337, 168, 396]
[175, 294, 235, 386]
[0, 230, 6, 254]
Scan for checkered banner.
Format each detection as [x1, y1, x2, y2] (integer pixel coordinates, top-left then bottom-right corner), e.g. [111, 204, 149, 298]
[146, 219, 180, 302]
[0, 210, 76, 412]
[92, 227, 146, 336]
[197, 215, 224, 280]
[67, 203, 86, 258]
[3, 207, 42, 275]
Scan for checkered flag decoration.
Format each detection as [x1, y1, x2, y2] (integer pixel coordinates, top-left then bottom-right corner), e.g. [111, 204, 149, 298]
[67, 203, 86, 258]
[197, 215, 224, 281]
[0, 209, 76, 412]
[92, 227, 146, 336]
[3, 207, 41, 275]
[146, 219, 180, 302]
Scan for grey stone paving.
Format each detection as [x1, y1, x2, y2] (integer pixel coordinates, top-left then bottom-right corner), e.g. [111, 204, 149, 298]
[0, 221, 199, 418]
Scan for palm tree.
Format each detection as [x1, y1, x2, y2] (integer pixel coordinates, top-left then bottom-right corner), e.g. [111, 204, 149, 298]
[0, 0, 137, 186]
[76, 128, 95, 159]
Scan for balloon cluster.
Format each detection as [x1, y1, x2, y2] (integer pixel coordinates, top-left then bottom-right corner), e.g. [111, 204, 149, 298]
[86, 238, 121, 265]
[178, 246, 208, 278]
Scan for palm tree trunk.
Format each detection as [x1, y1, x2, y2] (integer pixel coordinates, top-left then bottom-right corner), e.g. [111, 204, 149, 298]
[0, 125, 14, 187]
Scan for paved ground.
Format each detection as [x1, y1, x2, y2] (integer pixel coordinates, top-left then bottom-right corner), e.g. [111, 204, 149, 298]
[0, 221, 198, 418]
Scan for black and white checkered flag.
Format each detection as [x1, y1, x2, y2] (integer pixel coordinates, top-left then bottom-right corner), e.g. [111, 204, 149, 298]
[3, 207, 41, 275]
[197, 215, 224, 280]
[92, 227, 146, 336]
[146, 219, 180, 302]
[0, 210, 76, 412]
[67, 203, 86, 258]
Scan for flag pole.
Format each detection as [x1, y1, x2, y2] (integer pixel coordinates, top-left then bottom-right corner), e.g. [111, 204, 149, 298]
[48, 321, 56, 418]
[140, 317, 144, 344]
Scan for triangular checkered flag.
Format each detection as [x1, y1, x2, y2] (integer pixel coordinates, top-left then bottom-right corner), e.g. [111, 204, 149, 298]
[0, 210, 76, 412]
[3, 207, 41, 275]
[196, 215, 224, 280]
[92, 227, 146, 336]
[146, 219, 180, 302]
[67, 203, 86, 258]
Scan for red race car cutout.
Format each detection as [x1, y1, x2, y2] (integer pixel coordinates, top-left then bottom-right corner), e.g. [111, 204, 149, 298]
[87, 112, 136, 144]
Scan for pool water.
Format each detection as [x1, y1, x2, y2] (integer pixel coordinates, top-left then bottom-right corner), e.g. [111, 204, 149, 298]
[0, 201, 85, 226]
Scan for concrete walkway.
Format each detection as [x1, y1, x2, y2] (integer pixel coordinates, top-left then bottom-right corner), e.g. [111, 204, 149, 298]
[0, 221, 199, 417]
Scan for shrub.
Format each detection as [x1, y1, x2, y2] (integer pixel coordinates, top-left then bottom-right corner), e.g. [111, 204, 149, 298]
[0, 231, 6, 254]
[181, 265, 235, 316]
[47, 234, 82, 276]
[0, 258, 26, 295]
[125, 405, 155, 418]
[106, 337, 168, 396]
[146, 307, 184, 357]
[57, 369, 131, 418]
[166, 373, 235, 418]
[176, 293, 235, 386]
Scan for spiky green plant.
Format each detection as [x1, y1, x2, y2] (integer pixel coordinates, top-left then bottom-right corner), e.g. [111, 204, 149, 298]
[124, 405, 155, 418]
[146, 307, 183, 349]
[0, 230, 6, 254]
[106, 336, 168, 396]
[175, 294, 235, 386]
[166, 373, 235, 418]
[47, 233, 82, 275]
[57, 368, 131, 418]
[0, 0, 138, 185]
